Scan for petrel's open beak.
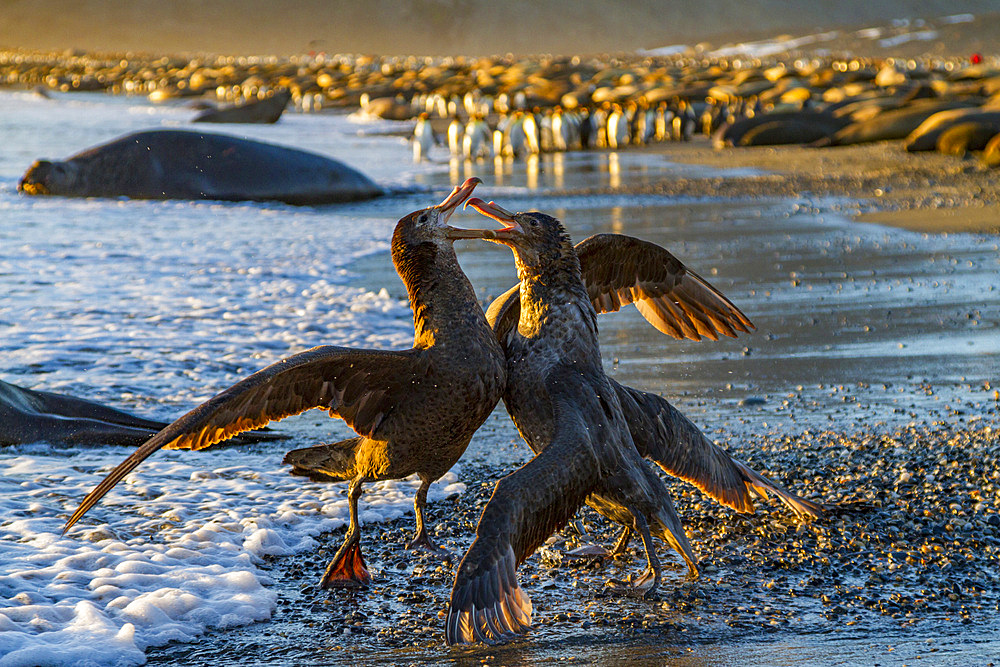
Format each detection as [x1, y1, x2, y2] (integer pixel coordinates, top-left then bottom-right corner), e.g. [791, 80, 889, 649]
[464, 198, 523, 239]
[438, 177, 482, 223]
[439, 178, 499, 240]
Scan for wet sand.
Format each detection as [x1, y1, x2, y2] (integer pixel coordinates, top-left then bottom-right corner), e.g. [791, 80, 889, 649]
[144, 138, 1000, 664]
[575, 137, 1000, 235]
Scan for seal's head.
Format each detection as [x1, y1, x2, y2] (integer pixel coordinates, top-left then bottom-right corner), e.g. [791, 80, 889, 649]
[18, 160, 76, 196]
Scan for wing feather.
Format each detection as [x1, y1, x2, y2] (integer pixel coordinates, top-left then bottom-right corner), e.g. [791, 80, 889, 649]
[445, 397, 601, 645]
[489, 235, 753, 345]
[612, 379, 821, 519]
[576, 234, 754, 341]
[485, 283, 521, 338]
[63, 345, 423, 532]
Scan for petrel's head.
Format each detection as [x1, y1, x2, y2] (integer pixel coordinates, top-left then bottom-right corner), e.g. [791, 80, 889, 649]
[393, 177, 487, 248]
[463, 198, 572, 269]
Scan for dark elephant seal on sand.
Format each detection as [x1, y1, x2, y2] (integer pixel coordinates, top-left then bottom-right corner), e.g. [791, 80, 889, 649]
[981, 132, 1000, 167]
[936, 121, 1000, 157]
[713, 110, 848, 148]
[904, 110, 1000, 152]
[18, 129, 383, 205]
[0, 378, 168, 446]
[0, 378, 286, 446]
[193, 89, 292, 124]
[819, 100, 978, 147]
[737, 120, 833, 146]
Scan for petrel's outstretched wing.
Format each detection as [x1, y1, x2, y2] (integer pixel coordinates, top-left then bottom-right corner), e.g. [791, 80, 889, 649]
[611, 380, 822, 519]
[486, 234, 754, 342]
[575, 233, 754, 341]
[63, 345, 424, 531]
[446, 391, 609, 645]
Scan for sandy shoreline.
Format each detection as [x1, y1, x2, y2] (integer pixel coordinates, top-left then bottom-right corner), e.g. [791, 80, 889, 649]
[562, 138, 1000, 235]
[145, 417, 1000, 665]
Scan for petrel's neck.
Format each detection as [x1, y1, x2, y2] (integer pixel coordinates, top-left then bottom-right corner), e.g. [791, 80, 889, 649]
[515, 246, 596, 339]
[394, 238, 485, 348]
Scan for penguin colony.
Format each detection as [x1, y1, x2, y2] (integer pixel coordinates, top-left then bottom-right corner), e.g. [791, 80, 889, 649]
[4, 49, 1000, 165]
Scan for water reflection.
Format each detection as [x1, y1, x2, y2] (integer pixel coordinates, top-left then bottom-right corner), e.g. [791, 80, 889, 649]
[551, 151, 565, 189]
[493, 155, 505, 185]
[609, 206, 624, 233]
[526, 154, 539, 190]
[422, 148, 715, 194]
[608, 151, 621, 188]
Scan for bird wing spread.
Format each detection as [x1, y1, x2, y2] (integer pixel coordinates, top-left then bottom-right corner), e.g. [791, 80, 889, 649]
[63, 345, 422, 531]
[576, 233, 754, 341]
[446, 391, 608, 645]
[486, 234, 754, 343]
[612, 379, 821, 518]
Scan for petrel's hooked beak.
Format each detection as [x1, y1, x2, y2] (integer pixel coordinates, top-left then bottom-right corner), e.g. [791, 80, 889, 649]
[439, 178, 499, 240]
[464, 198, 523, 239]
[438, 177, 482, 223]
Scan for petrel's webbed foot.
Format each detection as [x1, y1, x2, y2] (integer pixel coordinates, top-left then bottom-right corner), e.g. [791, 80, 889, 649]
[320, 477, 371, 589]
[320, 531, 372, 589]
[604, 567, 660, 599]
[406, 527, 452, 560]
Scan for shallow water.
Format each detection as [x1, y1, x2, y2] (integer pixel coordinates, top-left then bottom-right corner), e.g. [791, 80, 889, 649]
[1, 90, 997, 664]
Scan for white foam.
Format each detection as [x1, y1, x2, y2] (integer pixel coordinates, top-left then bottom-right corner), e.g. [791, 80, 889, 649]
[940, 13, 974, 25]
[856, 27, 883, 39]
[636, 44, 688, 57]
[708, 31, 840, 59]
[878, 30, 939, 48]
[0, 452, 465, 665]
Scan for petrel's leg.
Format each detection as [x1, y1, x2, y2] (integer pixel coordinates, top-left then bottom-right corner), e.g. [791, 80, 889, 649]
[320, 477, 372, 588]
[631, 514, 662, 598]
[605, 513, 661, 598]
[406, 475, 451, 558]
[611, 525, 632, 556]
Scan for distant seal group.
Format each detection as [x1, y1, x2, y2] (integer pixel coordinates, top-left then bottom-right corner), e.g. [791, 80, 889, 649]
[7, 47, 1000, 167]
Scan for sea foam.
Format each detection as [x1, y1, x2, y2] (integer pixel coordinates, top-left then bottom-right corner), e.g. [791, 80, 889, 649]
[0, 452, 464, 665]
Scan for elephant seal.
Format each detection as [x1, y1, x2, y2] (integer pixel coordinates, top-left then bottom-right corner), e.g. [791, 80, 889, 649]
[936, 121, 1000, 157]
[737, 119, 834, 146]
[904, 110, 1000, 152]
[0, 379, 168, 446]
[981, 132, 1000, 167]
[713, 110, 848, 148]
[193, 89, 292, 124]
[18, 129, 383, 205]
[0, 378, 286, 446]
[818, 100, 978, 147]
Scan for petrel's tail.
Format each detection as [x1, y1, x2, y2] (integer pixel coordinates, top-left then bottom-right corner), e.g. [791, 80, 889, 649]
[282, 436, 361, 482]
